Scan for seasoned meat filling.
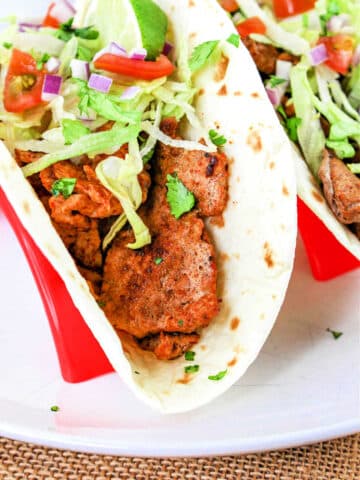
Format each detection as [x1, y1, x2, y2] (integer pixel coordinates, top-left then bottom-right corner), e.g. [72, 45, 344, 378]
[319, 149, 360, 225]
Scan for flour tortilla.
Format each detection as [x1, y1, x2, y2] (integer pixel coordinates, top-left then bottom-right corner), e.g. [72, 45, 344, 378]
[0, 0, 297, 413]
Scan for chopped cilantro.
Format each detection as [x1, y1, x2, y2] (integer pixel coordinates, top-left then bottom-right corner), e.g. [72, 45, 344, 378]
[50, 405, 60, 412]
[51, 178, 77, 199]
[36, 53, 50, 70]
[56, 18, 99, 42]
[319, 0, 340, 34]
[302, 13, 309, 28]
[226, 33, 240, 48]
[348, 163, 360, 174]
[208, 369, 228, 381]
[154, 257, 163, 265]
[166, 173, 195, 219]
[184, 365, 200, 374]
[209, 129, 227, 147]
[97, 301, 106, 308]
[185, 351, 196, 361]
[62, 119, 91, 145]
[327, 328, 343, 340]
[286, 117, 302, 142]
[269, 75, 286, 88]
[178, 320, 184, 327]
[189, 40, 220, 73]
[277, 105, 287, 119]
[3, 42, 12, 49]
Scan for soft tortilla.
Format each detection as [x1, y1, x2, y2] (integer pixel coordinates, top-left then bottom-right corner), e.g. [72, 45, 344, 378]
[0, 0, 297, 413]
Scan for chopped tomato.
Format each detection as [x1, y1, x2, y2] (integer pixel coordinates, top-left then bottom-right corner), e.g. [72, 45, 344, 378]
[219, 0, 239, 12]
[42, 2, 61, 28]
[318, 34, 354, 75]
[94, 54, 175, 81]
[273, 0, 316, 18]
[4, 49, 45, 113]
[236, 17, 266, 37]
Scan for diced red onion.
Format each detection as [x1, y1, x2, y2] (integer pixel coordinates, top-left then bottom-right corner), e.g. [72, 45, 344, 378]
[93, 42, 128, 62]
[120, 86, 141, 100]
[326, 14, 352, 34]
[309, 44, 329, 66]
[266, 87, 281, 107]
[51, 0, 76, 24]
[70, 59, 90, 81]
[162, 41, 173, 56]
[88, 73, 113, 93]
[276, 60, 292, 81]
[46, 57, 61, 73]
[352, 45, 360, 67]
[18, 22, 41, 32]
[129, 48, 147, 61]
[42, 74, 62, 101]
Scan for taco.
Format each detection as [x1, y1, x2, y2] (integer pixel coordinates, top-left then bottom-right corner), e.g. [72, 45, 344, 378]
[220, 0, 360, 261]
[0, 0, 296, 413]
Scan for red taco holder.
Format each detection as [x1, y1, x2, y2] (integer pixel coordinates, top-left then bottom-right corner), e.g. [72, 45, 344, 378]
[0, 188, 114, 383]
[298, 198, 360, 280]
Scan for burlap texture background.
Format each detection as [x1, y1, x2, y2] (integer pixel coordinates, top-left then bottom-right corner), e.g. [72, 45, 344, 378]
[0, 434, 359, 479]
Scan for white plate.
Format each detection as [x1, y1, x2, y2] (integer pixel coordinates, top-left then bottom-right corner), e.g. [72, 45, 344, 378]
[0, 0, 359, 456]
[0, 206, 359, 456]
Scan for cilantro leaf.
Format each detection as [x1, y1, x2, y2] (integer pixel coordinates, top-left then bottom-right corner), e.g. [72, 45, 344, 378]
[209, 129, 227, 147]
[184, 365, 200, 374]
[56, 18, 99, 42]
[269, 75, 286, 88]
[189, 40, 220, 73]
[286, 117, 302, 142]
[208, 369, 228, 381]
[62, 119, 91, 145]
[166, 173, 195, 219]
[226, 33, 240, 48]
[347, 163, 360, 174]
[178, 320, 184, 327]
[36, 53, 50, 70]
[154, 257, 163, 265]
[3, 42, 12, 49]
[50, 405, 60, 412]
[326, 328, 343, 340]
[51, 178, 77, 199]
[185, 351, 196, 361]
[319, 0, 340, 34]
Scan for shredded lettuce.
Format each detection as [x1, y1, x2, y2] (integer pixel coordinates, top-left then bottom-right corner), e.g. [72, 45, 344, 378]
[62, 119, 90, 144]
[13, 32, 65, 55]
[325, 139, 355, 158]
[59, 36, 78, 76]
[347, 65, 360, 111]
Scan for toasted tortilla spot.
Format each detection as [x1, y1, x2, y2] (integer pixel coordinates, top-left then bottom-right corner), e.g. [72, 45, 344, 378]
[230, 317, 240, 330]
[228, 357, 237, 367]
[263, 242, 275, 268]
[189, 32, 197, 39]
[198, 88, 205, 96]
[214, 121, 220, 129]
[220, 252, 230, 262]
[200, 345, 207, 351]
[233, 253, 240, 260]
[188, 0, 195, 7]
[234, 91, 242, 96]
[217, 84, 227, 96]
[214, 55, 229, 82]
[67, 271, 76, 280]
[282, 185, 289, 196]
[312, 190, 324, 203]
[251, 92, 260, 98]
[210, 215, 225, 228]
[177, 374, 193, 385]
[247, 129, 262, 152]
[22, 201, 31, 214]
[229, 140, 234, 145]
[269, 161, 275, 169]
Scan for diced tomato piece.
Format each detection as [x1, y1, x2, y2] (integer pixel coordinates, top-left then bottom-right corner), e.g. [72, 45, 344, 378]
[318, 34, 354, 75]
[42, 2, 61, 29]
[236, 17, 266, 37]
[4, 49, 45, 113]
[273, 0, 316, 18]
[94, 54, 175, 81]
[220, 0, 239, 12]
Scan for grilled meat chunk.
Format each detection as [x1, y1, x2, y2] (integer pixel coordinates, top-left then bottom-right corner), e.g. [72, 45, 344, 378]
[319, 149, 360, 224]
[139, 332, 200, 360]
[101, 187, 219, 357]
[156, 118, 228, 217]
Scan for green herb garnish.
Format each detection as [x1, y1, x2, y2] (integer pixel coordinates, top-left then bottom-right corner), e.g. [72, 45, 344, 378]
[185, 351, 196, 361]
[209, 129, 227, 147]
[51, 178, 77, 199]
[184, 365, 200, 374]
[62, 119, 91, 145]
[226, 33, 240, 48]
[178, 320, 184, 327]
[3, 42, 12, 49]
[36, 53, 50, 70]
[50, 405, 60, 412]
[166, 173, 195, 219]
[97, 301, 106, 308]
[56, 18, 99, 42]
[208, 369, 228, 381]
[154, 257, 163, 265]
[319, 0, 340, 35]
[269, 75, 286, 88]
[189, 40, 220, 73]
[327, 328, 343, 340]
[277, 106, 301, 142]
[302, 13, 309, 28]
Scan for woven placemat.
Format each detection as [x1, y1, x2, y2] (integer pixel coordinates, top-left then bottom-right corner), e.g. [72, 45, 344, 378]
[0, 434, 359, 480]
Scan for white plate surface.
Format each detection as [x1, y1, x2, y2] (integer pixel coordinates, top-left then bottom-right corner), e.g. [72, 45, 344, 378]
[0, 0, 359, 457]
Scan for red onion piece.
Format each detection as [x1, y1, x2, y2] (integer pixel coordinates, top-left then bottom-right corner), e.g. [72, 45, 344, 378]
[162, 41, 173, 56]
[129, 48, 147, 61]
[42, 74, 62, 101]
[93, 42, 128, 62]
[309, 44, 329, 66]
[352, 45, 360, 67]
[120, 86, 141, 100]
[46, 57, 61, 73]
[266, 87, 281, 107]
[326, 14, 353, 34]
[88, 73, 113, 93]
[18, 22, 41, 32]
[70, 59, 90, 81]
[51, 0, 75, 24]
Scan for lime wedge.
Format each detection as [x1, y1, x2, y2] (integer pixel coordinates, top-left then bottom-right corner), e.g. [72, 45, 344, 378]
[75, 0, 168, 60]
